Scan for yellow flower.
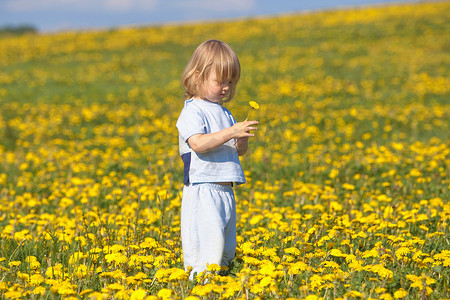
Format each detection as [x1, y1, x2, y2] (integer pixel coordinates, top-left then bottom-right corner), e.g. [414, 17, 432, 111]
[345, 291, 363, 298]
[79, 289, 94, 297]
[249, 101, 260, 110]
[329, 248, 346, 257]
[106, 283, 124, 291]
[29, 274, 44, 286]
[8, 261, 21, 267]
[192, 285, 212, 297]
[288, 261, 307, 274]
[342, 183, 355, 190]
[284, 247, 301, 256]
[206, 263, 221, 272]
[395, 247, 411, 260]
[394, 289, 408, 299]
[130, 289, 147, 300]
[321, 260, 340, 269]
[32, 286, 46, 296]
[246, 100, 260, 120]
[168, 268, 188, 281]
[249, 283, 263, 294]
[105, 253, 128, 264]
[309, 274, 324, 291]
[259, 262, 276, 275]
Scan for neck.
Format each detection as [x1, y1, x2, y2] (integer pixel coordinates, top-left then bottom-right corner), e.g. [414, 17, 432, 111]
[194, 97, 223, 105]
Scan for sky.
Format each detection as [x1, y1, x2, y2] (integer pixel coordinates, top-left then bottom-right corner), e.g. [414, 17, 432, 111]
[0, 0, 418, 32]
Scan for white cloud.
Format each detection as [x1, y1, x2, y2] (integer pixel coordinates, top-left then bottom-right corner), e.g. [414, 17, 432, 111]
[177, 0, 255, 12]
[103, 0, 158, 12]
[5, 0, 158, 12]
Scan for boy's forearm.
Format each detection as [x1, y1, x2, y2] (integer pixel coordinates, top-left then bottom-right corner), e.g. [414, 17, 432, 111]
[188, 128, 234, 153]
[188, 120, 257, 154]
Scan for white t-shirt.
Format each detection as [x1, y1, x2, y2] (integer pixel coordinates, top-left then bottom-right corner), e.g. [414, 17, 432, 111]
[176, 99, 246, 185]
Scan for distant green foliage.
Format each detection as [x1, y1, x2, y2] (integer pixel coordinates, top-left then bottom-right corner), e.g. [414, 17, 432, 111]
[0, 24, 37, 36]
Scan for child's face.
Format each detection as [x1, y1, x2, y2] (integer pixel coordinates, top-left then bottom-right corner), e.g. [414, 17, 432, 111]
[201, 72, 231, 103]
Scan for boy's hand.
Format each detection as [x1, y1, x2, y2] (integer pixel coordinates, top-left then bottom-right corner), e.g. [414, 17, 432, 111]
[231, 120, 258, 139]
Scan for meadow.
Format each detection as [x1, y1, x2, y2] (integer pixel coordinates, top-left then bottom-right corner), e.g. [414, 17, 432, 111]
[0, 1, 449, 299]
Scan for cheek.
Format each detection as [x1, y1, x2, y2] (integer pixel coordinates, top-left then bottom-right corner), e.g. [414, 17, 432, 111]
[208, 82, 221, 92]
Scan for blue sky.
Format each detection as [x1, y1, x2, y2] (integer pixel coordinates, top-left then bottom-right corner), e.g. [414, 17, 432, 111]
[0, 0, 417, 32]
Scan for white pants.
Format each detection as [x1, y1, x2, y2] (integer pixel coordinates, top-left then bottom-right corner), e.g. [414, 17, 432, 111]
[181, 183, 236, 279]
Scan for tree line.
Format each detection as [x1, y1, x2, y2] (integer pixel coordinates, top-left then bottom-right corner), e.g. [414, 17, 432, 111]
[0, 24, 37, 36]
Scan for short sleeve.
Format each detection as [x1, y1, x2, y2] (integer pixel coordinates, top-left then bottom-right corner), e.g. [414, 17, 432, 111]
[176, 106, 206, 142]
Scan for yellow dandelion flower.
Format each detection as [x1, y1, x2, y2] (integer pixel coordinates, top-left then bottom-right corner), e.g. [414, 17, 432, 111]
[168, 268, 188, 281]
[130, 289, 146, 300]
[309, 274, 324, 290]
[206, 263, 221, 272]
[321, 260, 340, 269]
[362, 248, 379, 258]
[106, 283, 124, 291]
[79, 289, 94, 297]
[330, 248, 346, 257]
[192, 285, 211, 297]
[154, 268, 170, 282]
[249, 101, 260, 110]
[348, 260, 364, 271]
[243, 256, 261, 265]
[289, 261, 308, 275]
[8, 261, 21, 267]
[140, 239, 157, 249]
[69, 251, 85, 265]
[246, 100, 260, 120]
[249, 215, 264, 225]
[260, 276, 272, 287]
[4, 290, 22, 299]
[30, 274, 44, 286]
[284, 247, 301, 256]
[32, 286, 46, 296]
[394, 289, 408, 299]
[342, 183, 355, 190]
[114, 290, 129, 299]
[330, 201, 343, 211]
[46, 263, 64, 279]
[409, 168, 422, 177]
[395, 247, 411, 260]
[241, 242, 256, 255]
[345, 291, 363, 298]
[249, 283, 263, 294]
[383, 205, 394, 219]
[329, 168, 339, 178]
[105, 253, 128, 264]
[110, 244, 126, 253]
[259, 262, 276, 275]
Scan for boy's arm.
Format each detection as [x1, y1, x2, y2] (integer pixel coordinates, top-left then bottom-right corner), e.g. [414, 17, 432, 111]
[188, 120, 257, 154]
[235, 137, 249, 156]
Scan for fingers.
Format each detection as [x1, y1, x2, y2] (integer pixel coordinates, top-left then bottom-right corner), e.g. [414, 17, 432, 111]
[242, 120, 258, 130]
[232, 120, 258, 139]
[245, 120, 258, 125]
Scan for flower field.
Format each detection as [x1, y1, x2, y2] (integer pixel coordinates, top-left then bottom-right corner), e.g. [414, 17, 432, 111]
[0, 1, 449, 299]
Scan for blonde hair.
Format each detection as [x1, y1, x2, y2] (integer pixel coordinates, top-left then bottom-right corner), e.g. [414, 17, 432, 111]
[181, 40, 241, 103]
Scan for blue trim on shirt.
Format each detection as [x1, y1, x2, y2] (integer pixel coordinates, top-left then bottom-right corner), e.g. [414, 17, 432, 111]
[181, 152, 191, 184]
